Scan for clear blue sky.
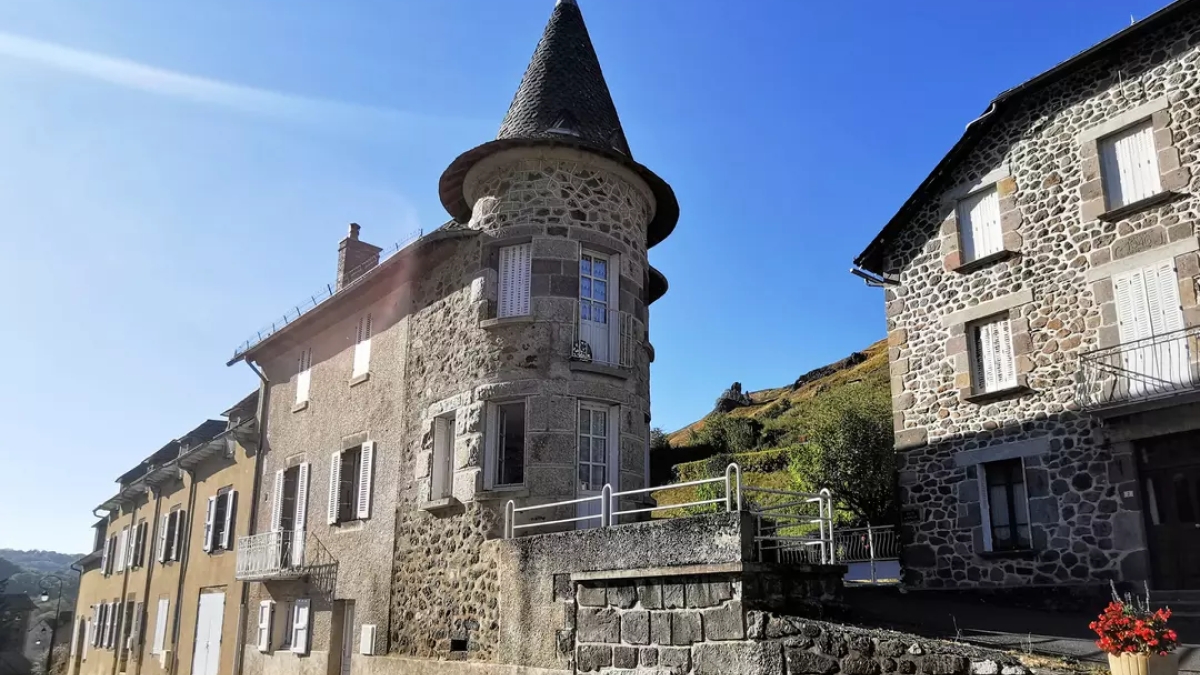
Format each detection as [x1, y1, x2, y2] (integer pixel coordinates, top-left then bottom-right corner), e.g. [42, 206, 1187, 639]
[0, 0, 1167, 552]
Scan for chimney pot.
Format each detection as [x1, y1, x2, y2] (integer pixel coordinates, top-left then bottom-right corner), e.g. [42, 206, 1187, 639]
[348, 222, 361, 240]
[337, 224, 382, 291]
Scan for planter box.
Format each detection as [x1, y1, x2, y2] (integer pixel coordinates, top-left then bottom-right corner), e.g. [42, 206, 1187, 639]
[1108, 652, 1180, 675]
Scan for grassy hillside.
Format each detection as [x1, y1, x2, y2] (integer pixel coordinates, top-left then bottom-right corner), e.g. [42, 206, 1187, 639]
[652, 340, 888, 517]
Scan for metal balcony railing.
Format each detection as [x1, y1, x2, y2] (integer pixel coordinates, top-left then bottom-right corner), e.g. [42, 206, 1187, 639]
[235, 530, 306, 581]
[1077, 326, 1200, 410]
[570, 306, 635, 369]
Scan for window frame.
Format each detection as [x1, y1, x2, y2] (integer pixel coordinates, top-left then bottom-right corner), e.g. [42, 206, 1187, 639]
[967, 314, 1017, 395]
[978, 458, 1032, 552]
[497, 243, 532, 318]
[352, 314, 373, 378]
[327, 443, 375, 525]
[205, 488, 237, 553]
[485, 400, 527, 489]
[431, 412, 457, 501]
[296, 348, 313, 405]
[956, 185, 1003, 263]
[1098, 118, 1162, 211]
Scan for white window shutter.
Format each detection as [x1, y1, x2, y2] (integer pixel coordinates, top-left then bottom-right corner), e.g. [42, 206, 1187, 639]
[157, 516, 168, 563]
[958, 188, 1002, 261]
[295, 463, 310, 531]
[114, 530, 125, 573]
[1150, 261, 1184, 334]
[101, 536, 111, 576]
[996, 319, 1016, 389]
[90, 607, 99, 647]
[257, 601, 274, 652]
[296, 349, 311, 404]
[608, 254, 622, 362]
[221, 491, 236, 550]
[291, 599, 311, 654]
[328, 452, 343, 525]
[130, 602, 144, 649]
[357, 442, 375, 520]
[498, 244, 532, 318]
[359, 624, 377, 656]
[125, 526, 136, 570]
[353, 315, 372, 377]
[271, 470, 285, 532]
[172, 510, 185, 561]
[152, 598, 169, 655]
[203, 496, 216, 553]
[1101, 121, 1161, 208]
[1115, 270, 1152, 343]
[83, 619, 91, 659]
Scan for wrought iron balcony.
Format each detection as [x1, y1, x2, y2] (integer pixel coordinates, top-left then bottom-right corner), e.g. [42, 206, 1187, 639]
[235, 530, 307, 581]
[1077, 326, 1200, 411]
[570, 305, 636, 370]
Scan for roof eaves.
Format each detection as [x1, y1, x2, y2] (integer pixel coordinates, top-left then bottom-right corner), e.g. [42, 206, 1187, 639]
[854, 0, 1196, 273]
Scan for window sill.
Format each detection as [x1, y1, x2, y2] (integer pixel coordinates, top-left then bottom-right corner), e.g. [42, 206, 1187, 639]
[978, 549, 1038, 560]
[480, 315, 535, 330]
[961, 384, 1032, 404]
[476, 486, 529, 501]
[292, 401, 309, 413]
[953, 249, 1018, 274]
[420, 497, 462, 514]
[1098, 190, 1185, 222]
[349, 373, 370, 388]
[332, 520, 365, 533]
[568, 360, 629, 379]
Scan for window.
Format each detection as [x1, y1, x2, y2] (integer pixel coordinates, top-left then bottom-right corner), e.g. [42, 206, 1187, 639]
[278, 602, 293, 650]
[353, 314, 373, 378]
[151, 598, 169, 655]
[115, 526, 129, 573]
[498, 244, 532, 318]
[431, 414, 456, 500]
[130, 521, 148, 569]
[204, 489, 237, 553]
[256, 601, 274, 652]
[158, 508, 186, 563]
[487, 402, 526, 487]
[578, 403, 612, 492]
[129, 602, 144, 651]
[957, 186, 1002, 262]
[290, 599, 311, 654]
[296, 348, 313, 405]
[578, 250, 623, 365]
[969, 315, 1016, 394]
[101, 535, 116, 576]
[1100, 120, 1161, 209]
[981, 458, 1031, 551]
[1113, 262, 1187, 397]
[327, 442, 375, 524]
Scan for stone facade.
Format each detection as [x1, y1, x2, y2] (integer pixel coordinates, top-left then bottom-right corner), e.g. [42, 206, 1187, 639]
[865, 5, 1200, 589]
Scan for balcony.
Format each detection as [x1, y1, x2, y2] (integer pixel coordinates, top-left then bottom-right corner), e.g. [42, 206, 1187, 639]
[1077, 326, 1200, 413]
[570, 306, 636, 373]
[235, 530, 307, 581]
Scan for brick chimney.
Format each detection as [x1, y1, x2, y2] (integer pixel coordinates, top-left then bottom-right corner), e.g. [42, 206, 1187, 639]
[337, 223, 383, 290]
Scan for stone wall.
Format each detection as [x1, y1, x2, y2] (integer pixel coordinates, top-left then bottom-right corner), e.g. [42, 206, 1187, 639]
[879, 3, 1200, 588]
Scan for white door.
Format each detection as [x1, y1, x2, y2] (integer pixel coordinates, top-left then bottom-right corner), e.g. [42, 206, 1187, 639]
[191, 592, 225, 675]
[579, 252, 612, 364]
[1114, 263, 1188, 398]
[576, 403, 617, 528]
[339, 603, 355, 675]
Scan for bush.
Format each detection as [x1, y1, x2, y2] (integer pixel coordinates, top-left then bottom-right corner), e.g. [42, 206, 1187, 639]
[691, 413, 763, 454]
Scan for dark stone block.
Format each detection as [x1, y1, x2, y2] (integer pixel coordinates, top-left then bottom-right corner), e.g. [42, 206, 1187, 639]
[638, 582, 662, 610]
[881, 658, 898, 673]
[576, 644, 612, 672]
[703, 601, 745, 641]
[577, 584, 606, 607]
[1028, 497, 1059, 524]
[659, 646, 690, 674]
[849, 635, 874, 656]
[640, 646, 659, 667]
[671, 611, 702, 645]
[613, 645, 638, 669]
[922, 654, 969, 675]
[621, 610, 649, 645]
[531, 259, 561, 275]
[650, 611, 671, 645]
[608, 583, 636, 609]
[899, 659, 918, 674]
[1121, 549, 1150, 581]
[786, 647, 840, 675]
[878, 641, 906, 658]
[663, 582, 686, 609]
[818, 633, 849, 658]
[577, 608, 619, 644]
[906, 544, 937, 568]
[844, 655, 883, 675]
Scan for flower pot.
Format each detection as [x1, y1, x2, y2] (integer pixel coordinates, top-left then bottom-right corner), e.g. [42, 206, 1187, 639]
[1108, 652, 1180, 675]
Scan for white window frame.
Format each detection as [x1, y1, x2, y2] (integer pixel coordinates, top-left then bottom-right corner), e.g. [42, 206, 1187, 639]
[485, 401, 526, 489]
[577, 401, 621, 493]
[497, 243, 532, 318]
[1099, 119, 1161, 210]
[977, 457, 1032, 552]
[431, 413, 457, 501]
[327, 443, 375, 524]
[968, 315, 1017, 394]
[205, 489, 237, 553]
[296, 348, 313, 405]
[957, 185, 1003, 262]
[352, 314, 373, 378]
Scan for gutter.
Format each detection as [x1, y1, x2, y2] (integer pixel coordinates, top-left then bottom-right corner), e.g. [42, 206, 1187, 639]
[853, 0, 1197, 274]
[167, 468, 198, 675]
[232, 362, 268, 675]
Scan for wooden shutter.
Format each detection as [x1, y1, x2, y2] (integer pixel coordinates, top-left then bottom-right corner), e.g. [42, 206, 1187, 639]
[498, 243, 532, 318]
[959, 187, 1002, 261]
[101, 536, 111, 575]
[157, 516, 169, 563]
[353, 315, 372, 377]
[172, 510, 186, 561]
[83, 619, 91, 659]
[296, 349, 312, 404]
[357, 442, 375, 520]
[295, 463, 310, 531]
[995, 319, 1016, 389]
[97, 604, 106, 648]
[256, 601, 274, 652]
[133, 523, 145, 568]
[1101, 121, 1161, 208]
[130, 602, 144, 650]
[203, 496, 216, 552]
[290, 599, 311, 654]
[152, 599, 169, 654]
[221, 491, 236, 550]
[90, 607, 99, 647]
[1115, 269, 1153, 343]
[328, 452, 343, 525]
[271, 470, 285, 532]
[1148, 261, 1185, 334]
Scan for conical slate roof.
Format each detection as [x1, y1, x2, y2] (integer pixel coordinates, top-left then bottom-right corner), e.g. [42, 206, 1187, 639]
[439, 0, 678, 248]
[496, 0, 631, 157]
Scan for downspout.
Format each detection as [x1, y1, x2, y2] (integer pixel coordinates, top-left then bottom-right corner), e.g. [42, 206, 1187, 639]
[131, 490, 164, 675]
[168, 468, 198, 675]
[111, 503, 137, 675]
[233, 360, 269, 675]
[67, 562, 83, 675]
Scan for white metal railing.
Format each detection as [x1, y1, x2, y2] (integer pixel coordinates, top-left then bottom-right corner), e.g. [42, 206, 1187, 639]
[570, 307, 635, 369]
[504, 463, 742, 538]
[235, 530, 306, 580]
[834, 525, 898, 583]
[747, 487, 837, 565]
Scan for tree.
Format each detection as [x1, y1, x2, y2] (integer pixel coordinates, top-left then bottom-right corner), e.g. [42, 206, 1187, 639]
[787, 383, 897, 525]
[693, 413, 762, 455]
[649, 427, 671, 454]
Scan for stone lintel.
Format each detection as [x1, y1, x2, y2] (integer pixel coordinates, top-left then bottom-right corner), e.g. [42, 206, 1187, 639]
[953, 436, 1050, 467]
[941, 288, 1034, 328]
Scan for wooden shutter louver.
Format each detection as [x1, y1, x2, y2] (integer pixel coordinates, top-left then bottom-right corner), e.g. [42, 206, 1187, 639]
[271, 470, 285, 532]
[959, 187, 1002, 261]
[203, 496, 216, 552]
[257, 601, 274, 652]
[291, 599, 311, 654]
[357, 442, 375, 520]
[1101, 121, 1161, 209]
[498, 244, 532, 318]
[220, 491, 236, 550]
[328, 452, 342, 525]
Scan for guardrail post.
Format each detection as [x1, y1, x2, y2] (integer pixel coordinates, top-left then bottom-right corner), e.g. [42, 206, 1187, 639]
[724, 463, 742, 512]
[867, 524, 877, 583]
[820, 488, 835, 564]
[601, 485, 612, 527]
[504, 500, 515, 539]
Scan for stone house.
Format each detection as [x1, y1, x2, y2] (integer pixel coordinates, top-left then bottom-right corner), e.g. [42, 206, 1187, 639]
[68, 393, 259, 675]
[853, 0, 1200, 592]
[226, 1, 674, 674]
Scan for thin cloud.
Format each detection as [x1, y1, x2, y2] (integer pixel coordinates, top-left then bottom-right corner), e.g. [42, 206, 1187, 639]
[0, 30, 477, 135]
